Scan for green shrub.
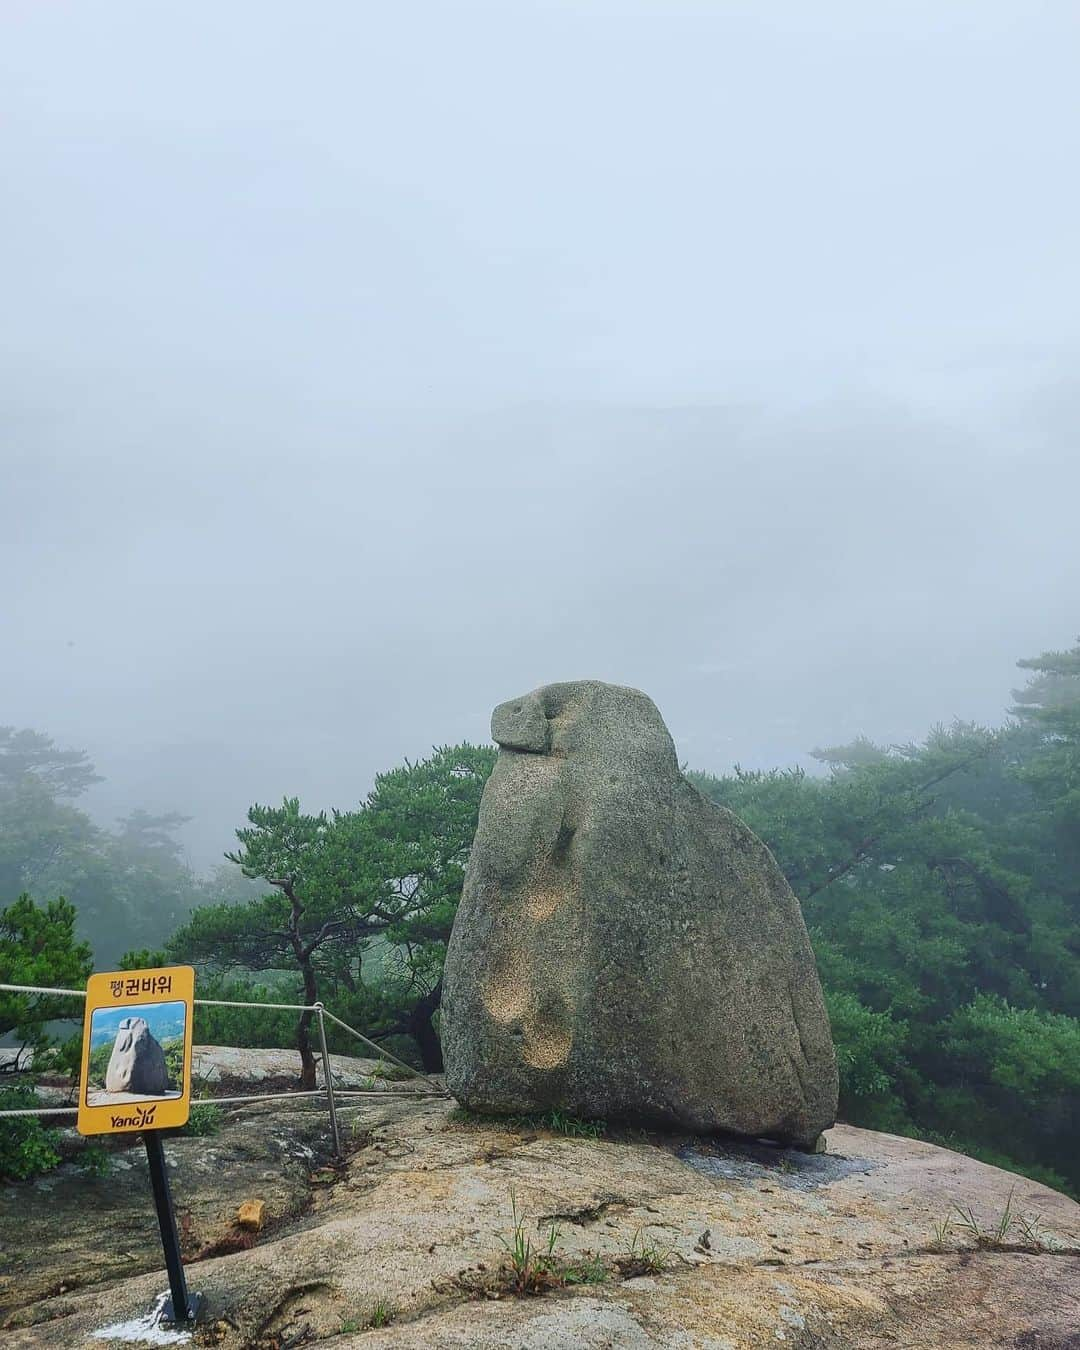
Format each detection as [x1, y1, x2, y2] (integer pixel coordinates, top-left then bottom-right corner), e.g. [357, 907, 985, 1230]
[0, 1085, 61, 1181]
[825, 989, 911, 1130]
[182, 1101, 223, 1137]
[76, 1141, 113, 1177]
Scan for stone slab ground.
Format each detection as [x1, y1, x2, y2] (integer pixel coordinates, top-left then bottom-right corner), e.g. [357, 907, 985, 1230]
[2, 1093, 1077, 1349]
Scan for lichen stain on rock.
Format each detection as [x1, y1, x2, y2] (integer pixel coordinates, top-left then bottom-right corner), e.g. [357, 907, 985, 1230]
[521, 1018, 573, 1070]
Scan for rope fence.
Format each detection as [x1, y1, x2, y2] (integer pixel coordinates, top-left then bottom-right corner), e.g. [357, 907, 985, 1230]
[0, 981, 451, 1155]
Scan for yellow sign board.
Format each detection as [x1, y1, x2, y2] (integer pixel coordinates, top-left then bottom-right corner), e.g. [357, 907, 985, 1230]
[77, 966, 195, 1136]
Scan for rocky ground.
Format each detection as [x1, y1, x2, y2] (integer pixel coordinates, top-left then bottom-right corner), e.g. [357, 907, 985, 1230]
[2, 1061, 1078, 1349]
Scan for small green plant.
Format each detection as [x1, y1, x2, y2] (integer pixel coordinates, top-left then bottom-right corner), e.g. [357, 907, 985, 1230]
[76, 1141, 113, 1178]
[991, 1188, 1016, 1245]
[950, 1202, 983, 1242]
[928, 1216, 953, 1250]
[538, 1108, 605, 1139]
[951, 1190, 1015, 1248]
[619, 1227, 675, 1275]
[496, 1186, 566, 1294]
[1013, 1212, 1055, 1250]
[448, 1104, 605, 1139]
[339, 1317, 361, 1334]
[370, 1061, 412, 1083]
[369, 1300, 394, 1327]
[0, 1086, 61, 1181]
[182, 1101, 223, 1137]
[945, 1190, 1056, 1252]
[564, 1253, 609, 1285]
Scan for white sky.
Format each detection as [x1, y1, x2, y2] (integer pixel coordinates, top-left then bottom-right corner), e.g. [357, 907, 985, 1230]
[2, 1, 1078, 866]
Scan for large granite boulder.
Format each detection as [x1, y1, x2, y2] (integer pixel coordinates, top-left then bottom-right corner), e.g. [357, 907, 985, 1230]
[104, 1016, 170, 1095]
[441, 680, 838, 1146]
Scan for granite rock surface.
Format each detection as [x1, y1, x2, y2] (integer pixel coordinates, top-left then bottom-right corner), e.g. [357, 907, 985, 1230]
[443, 680, 838, 1146]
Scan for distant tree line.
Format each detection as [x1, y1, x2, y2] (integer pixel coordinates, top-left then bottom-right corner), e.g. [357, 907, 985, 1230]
[2, 640, 1078, 1194]
[690, 639, 1080, 1193]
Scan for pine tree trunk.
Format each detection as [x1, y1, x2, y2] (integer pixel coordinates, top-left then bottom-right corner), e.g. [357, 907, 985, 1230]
[283, 879, 320, 1092]
[296, 960, 319, 1091]
[408, 981, 444, 1073]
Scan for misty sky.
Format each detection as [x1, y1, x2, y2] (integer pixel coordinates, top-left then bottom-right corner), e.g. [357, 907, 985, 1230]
[3, 1, 1078, 869]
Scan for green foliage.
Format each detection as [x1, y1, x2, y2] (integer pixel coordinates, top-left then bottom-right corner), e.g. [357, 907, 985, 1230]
[496, 1186, 568, 1294]
[692, 639, 1080, 1194]
[512, 1108, 605, 1139]
[86, 1040, 111, 1085]
[182, 1101, 224, 1137]
[939, 1187, 1062, 1252]
[188, 973, 299, 1050]
[620, 1227, 675, 1275]
[368, 1301, 394, 1328]
[162, 1037, 184, 1088]
[1013, 640, 1080, 864]
[823, 991, 909, 1130]
[0, 727, 100, 798]
[170, 744, 496, 1074]
[0, 1085, 61, 1181]
[76, 1142, 113, 1177]
[118, 948, 169, 971]
[0, 893, 92, 1063]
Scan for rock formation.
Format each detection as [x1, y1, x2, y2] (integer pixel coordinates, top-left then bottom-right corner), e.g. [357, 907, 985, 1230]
[104, 1016, 170, 1096]
[441, 679, 838, 1146]
[6, 1094, 1079, 1348]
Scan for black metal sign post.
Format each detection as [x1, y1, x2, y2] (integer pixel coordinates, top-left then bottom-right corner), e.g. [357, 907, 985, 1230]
[143, 1131, 204, 1325]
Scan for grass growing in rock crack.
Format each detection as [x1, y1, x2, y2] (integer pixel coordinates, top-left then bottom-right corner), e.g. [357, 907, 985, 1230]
[497, 1187, 565, 1293]
[617, 1227, 676, 1276]
[494, 1187, 611, 1294]
[928, 1217, 953, 1250]
[563, 1253, 609, 1285]
[931, 1189, 1060, 1252]
[337, 1299, 393, 1334]
[369, 1299, 394, 1327]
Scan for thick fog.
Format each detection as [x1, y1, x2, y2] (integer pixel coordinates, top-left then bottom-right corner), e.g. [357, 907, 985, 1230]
[3, 1, 1078, 868]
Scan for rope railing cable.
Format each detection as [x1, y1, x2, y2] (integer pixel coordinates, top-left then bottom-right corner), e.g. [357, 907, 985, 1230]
[0, 982, 451, 1130]
[0, 982, 87, 998]
[0, 1089, 446, 1117]
[0, 984, 321, 1013]
[318, 1006, 449, 1096]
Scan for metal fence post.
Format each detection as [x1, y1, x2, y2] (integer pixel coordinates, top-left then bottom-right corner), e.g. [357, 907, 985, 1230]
[314, 1002, 342, 1157]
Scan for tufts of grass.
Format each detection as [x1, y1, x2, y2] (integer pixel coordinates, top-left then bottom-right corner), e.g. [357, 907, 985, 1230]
[617, 1227, 675, 1276]
[497, 1186, 566, 1294]
[369, 1299, 395, 1328]
[928, 1216, 953, 1250]
[563, 1253, 609, 1285]
[370, 1061, 413, 1083]
[450, 1104, 605, 1139]
[938, 1189, 1059, 1253]
[531, 1108, 606, 1140]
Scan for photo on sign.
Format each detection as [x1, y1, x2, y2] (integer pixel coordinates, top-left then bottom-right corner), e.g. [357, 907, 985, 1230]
[84, 1000, 187, 1107]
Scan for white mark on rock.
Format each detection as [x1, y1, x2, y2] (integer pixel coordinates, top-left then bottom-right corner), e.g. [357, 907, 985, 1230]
[91, 1291, 191, 1345]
